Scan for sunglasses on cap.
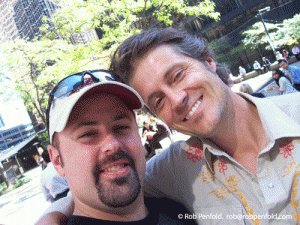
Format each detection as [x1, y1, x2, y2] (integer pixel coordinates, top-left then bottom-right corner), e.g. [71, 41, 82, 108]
[46, 69, 123, 129]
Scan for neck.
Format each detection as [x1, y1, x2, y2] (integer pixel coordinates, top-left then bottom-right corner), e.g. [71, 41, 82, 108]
[73, 194, 148, 222]
[207, 93, 267, 161]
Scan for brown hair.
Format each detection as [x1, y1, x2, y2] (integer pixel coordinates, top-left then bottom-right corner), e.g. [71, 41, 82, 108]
[110, 28, 230, 85]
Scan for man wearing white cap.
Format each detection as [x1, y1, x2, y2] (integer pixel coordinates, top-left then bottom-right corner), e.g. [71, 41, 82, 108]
[41, 69, 194, 224]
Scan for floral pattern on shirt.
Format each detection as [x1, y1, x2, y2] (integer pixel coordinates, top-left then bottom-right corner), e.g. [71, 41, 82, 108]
[204, 165, 259, 225]
[217, 158, 228, 175]
[276, 138, 300, 223]
[279, 139, 295, 158]
[186, 142, 204, 163]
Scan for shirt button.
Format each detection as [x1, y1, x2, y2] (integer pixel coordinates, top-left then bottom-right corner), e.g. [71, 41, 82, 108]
[268, 183, 274, 188]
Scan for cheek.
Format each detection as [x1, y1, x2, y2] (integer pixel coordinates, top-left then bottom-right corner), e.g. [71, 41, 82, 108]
[159, 109, 174, 127]
[125, 132, 146, 161]
[60, 144, 94, 182]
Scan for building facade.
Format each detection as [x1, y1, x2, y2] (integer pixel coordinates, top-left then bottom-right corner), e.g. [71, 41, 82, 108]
[13, 0, 57, 40]
[0, 0, 20, 42]
[0, 53, 39, 175]
[0, 52, 36, 152]
[0, 0, 57, 42]
[0, 124, 36, 151]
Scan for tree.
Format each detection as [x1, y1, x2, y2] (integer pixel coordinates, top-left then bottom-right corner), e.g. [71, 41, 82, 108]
[241, 13, 300, 50]
[241, 22, 279, 51]
[1, 39, 110, 125]
[274, 13, 300, 46]
[41, 0, 220, 48]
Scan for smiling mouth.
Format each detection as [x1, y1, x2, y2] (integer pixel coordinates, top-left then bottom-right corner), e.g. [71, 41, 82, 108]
[102, 163, 128, 172]
[184, 96, 203, 121]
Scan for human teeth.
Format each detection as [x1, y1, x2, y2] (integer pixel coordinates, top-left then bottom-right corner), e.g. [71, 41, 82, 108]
[185, 99, 202, 120]
[104, 165, 125, 172]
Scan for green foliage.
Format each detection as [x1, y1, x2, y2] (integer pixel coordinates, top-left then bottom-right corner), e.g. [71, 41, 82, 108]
[241, 13, 300, 50]
[274, 13, 300, 46]
[41, 0, 219, 48]
[0, 175, 31, 196]
[37, 131, 50, 149]
[241, 22, 279, 50]
[209, 38, 243, 68]
[12, 177, 31, 190]
[1, 39, 110, 125]
[0, 181, 7, 194]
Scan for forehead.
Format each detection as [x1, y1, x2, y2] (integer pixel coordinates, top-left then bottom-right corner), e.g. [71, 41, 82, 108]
[67, 93, 134, 126]
[131, 45, 187, 82]
[133, 45, 181, 71]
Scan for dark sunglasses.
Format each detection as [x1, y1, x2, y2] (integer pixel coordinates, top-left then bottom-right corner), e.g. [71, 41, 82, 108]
[46, 69, 123, 130]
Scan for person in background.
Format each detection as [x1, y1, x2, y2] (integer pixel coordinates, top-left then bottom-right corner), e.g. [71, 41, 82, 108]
[262, 57, 271, 73]
[227, 72, 234, 88]
[141, 121, 156, 138]
[37, 146, 50, 170]
[150, 121, 174, 152]
[239, 83, 265, 98]
[292, 44, 300, 61]
[239, 66, 246, 80]
[278, 58, 300, 91]
[282, 49, 290, 61]
[40, 162, 69, 203]
[276, 51, 284, 60]
[253, 60, 263, 75]
[268, 69, 298, 95]
[142, 121, 156, 158]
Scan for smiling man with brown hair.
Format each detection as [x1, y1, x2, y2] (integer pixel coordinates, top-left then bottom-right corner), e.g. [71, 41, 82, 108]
[110, 28, 300, 224]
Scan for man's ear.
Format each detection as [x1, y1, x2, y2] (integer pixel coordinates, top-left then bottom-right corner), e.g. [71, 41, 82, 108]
[205, 57, 217, 72]
[48, 145, 65, 177]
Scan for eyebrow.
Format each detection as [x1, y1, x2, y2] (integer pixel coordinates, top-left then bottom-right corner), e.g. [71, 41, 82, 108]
[72, 113, 132, 131]
[114, 113, 132, 122]
[73, 121, 98, 132]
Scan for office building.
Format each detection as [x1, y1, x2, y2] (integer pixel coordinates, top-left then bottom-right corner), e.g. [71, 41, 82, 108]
[0, 0, 57, 42]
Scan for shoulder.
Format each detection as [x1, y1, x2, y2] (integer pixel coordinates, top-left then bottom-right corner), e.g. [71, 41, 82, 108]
[147, 141, 186, 164]
[290, 65, 300, 71]
[279, 76, 289, 82]
[267, 93, 300, 123]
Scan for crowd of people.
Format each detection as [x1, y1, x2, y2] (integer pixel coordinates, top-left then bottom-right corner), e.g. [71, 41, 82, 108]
[34, 28, 300, 225]
[237, 46, 300, 97]
[240, 57, 300, 97]
[238, 46, 300, 81]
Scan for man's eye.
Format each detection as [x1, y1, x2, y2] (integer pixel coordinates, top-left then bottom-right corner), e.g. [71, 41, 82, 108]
[79, 131, 97, 138]
[155, 97, 163, 109]
[114, 126, 130, 133]
[173, 70, 184, 82]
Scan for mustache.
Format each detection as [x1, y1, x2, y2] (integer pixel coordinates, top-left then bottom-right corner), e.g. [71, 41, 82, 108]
[93, 149, 136, 184]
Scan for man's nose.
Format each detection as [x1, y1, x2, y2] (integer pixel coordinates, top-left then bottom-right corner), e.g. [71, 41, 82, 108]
[99, 134, 120, 155]
[168, 90, 188, 115]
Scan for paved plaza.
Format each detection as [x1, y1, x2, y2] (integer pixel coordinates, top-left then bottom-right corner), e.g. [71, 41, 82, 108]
[0, 167, 51, 225]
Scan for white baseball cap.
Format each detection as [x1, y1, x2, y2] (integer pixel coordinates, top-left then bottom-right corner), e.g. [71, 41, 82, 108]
[48, 81, 144, 144]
